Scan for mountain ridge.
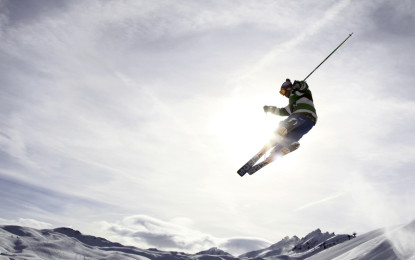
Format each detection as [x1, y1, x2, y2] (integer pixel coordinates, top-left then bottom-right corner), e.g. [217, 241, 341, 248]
[1, 220, 414, 260]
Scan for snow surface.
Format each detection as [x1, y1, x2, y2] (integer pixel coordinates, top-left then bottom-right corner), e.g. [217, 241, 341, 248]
[1, 220, 414, 260]
[306, 219, 415, 260]
[240, 228, 354, 259]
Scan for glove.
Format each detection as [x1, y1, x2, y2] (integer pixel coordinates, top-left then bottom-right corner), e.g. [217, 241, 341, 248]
[263, 106, 277, 113]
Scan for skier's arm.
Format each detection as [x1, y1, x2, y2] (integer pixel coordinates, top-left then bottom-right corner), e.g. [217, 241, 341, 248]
[278, 106, 290, 116]
[263, 106, 290, 116]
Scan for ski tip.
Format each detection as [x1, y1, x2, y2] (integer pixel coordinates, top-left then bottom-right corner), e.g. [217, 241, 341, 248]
[237, 170, 246, 177]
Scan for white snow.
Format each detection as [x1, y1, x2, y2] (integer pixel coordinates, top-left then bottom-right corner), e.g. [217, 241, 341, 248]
[1, 220, 414, 260]
[307, 220, 415, 260]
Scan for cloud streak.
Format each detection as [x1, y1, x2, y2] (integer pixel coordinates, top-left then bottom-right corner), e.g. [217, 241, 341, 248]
[0, 175, 119, 225]
[100, 215, 271, 256]
[237, 0, 352, 82]
[294, 192, 344, 212]
[0, 217, 52, 229]
[1, 0, 415, 254]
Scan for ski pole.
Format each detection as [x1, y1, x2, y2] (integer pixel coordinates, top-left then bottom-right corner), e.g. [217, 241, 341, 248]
[303, 33, 353, 82]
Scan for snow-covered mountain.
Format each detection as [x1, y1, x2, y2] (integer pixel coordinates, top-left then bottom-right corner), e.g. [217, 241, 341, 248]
[239, 228, 355, 259]
[1, 220, 414, 260]
[0, 226, 238, 260]
[306, 219, 415, 260]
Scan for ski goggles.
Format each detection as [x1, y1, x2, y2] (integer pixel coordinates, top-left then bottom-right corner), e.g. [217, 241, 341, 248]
[280, 87, 291, 95]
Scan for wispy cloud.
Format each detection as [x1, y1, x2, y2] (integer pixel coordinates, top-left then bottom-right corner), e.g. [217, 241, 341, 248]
[0, 217, 52, 229]
[0, 175, 119, 224]
[294, 192, 344, 212]
[99, 214, 271, 256]
[236, 0, 352, 83]
[1, 0, 415, 253]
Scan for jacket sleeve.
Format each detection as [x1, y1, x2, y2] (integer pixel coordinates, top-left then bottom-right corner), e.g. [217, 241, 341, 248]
[278, 106, 291, 116]
[272, 106, 290, 116]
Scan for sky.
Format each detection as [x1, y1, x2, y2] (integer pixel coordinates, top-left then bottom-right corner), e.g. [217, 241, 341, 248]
[0, 0, 415, 256]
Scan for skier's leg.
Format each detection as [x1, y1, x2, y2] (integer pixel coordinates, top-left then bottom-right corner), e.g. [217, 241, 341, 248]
[238, 114, 314, 176]
[271, 114, 315, 154]
[284, 114, 315, 142]
[261, 116, 298, 153]
[276, 117, 298, 136]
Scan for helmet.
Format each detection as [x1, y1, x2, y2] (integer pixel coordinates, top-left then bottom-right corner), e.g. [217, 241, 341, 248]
[280, 79, 292, 95]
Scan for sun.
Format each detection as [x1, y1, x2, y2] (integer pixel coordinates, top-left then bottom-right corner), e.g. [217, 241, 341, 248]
[209, 95, 282, 164]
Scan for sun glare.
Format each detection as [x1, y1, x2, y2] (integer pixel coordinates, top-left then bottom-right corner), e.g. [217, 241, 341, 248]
[210, 96, 281, 164]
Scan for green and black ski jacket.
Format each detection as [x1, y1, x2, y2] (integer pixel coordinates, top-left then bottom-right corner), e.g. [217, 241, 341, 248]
[274, 81, 317, 123]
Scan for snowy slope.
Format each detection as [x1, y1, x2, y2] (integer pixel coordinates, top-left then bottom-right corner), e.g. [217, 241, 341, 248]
[1, 220, 414, 260]
[239, 228, 354, 259]
[0, 226, 238, 260]
[194, 247, 239, 260]
[0, 225, 153, 259]
[240, 235, 300, 258]
[306, 219, 415, 260]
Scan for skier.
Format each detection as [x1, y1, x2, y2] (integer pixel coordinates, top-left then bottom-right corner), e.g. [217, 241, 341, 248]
[263, 78, 317, 155]
[237, 33, 352, 176]
[237, 78, 317, 176]
[264, 79, 317, 154]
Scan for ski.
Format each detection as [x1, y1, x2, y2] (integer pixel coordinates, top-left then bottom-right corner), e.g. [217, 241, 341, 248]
[247, 142, 300, 175]
[237, 118, 298, 177]
[237, 147, 268, 177]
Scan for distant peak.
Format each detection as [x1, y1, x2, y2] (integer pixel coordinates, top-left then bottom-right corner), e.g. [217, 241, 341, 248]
[196, 247, 232, 256]
[303, 228, 325, 238]
[53, 227, 123, 247]
[310, 228, 322, 234]
[53, 227, 81, 235]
